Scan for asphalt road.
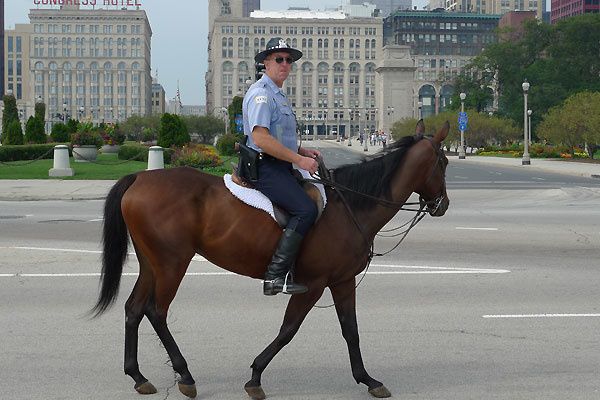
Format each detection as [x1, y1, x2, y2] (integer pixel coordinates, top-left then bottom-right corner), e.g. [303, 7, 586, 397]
[1, 151, 599, 400]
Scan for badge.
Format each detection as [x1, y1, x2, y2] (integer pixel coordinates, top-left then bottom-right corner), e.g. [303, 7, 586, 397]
[255, 95, 268, 104]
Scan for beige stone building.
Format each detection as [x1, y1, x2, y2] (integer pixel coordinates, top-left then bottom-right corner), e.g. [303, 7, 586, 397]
[207, 2, 390, 137]
[3, 23, 33, 123]
[27, 4, 152, 127]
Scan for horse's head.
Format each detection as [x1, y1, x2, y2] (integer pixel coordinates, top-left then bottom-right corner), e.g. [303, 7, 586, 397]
[415, 120, 450, 217]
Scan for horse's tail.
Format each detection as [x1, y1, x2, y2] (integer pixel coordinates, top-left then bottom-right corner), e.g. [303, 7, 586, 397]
[91, 173, 137, 317]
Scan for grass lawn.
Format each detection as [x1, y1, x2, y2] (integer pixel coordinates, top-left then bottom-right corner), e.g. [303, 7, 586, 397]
[0, 153, 236, 180]
[2, 153, 152, 180]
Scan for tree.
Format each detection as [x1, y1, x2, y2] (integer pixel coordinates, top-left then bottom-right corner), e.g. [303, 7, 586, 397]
[2, 94, 19, 136]
[3, 120, 24, 145]
[456, 15, 600, 134]
[182, 115, 225, 144]
[158, 113, 190, 148]
[66, 118, 79, 134]
[537, 91, 600, 156]
[50, 123, 70, 143]
[24, 116, 47, 144]
[35, 101, 46, 122]
[121, 114, 161, 141]
[227, 96, 243, 134]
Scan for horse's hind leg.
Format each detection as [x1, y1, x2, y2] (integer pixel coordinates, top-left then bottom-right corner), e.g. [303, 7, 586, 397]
[124, 271, 157, 394]
[245, 286, 325, 400]
[144, 266, 197, 398]
[330, 279, 391, 398]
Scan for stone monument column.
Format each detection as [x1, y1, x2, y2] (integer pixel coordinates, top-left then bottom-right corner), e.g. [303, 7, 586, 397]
[375, 45, 416, 134]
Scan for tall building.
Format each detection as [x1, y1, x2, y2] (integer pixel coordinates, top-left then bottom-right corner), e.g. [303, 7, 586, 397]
[206, 3, 385, 136]
[442, 0, 543, 19]
[348, 0, 412, 16]
[151, 76, 166, 115]
[384, 10, 500, 117]
[27, 4, 152, 127]
[243, 0, 261, 17]
[551, 0, 600, 23]
[1, 0, 5, 97]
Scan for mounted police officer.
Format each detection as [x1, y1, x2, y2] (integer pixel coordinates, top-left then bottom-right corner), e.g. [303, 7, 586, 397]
[242, 37, 320, 296]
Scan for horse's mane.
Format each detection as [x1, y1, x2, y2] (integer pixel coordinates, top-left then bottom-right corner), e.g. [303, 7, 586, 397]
[331, 134, 423, 211]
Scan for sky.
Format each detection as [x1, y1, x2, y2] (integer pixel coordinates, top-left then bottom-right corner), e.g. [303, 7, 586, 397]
[4, 0, 424, 106]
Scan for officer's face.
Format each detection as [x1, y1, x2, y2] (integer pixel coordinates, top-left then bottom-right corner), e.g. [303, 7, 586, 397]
[264, 51, 293, 87]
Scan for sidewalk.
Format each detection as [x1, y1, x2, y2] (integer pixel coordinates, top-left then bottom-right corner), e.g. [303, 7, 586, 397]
[449, 154, 600, 179]
[0, 179, 115, 201]
[313, 139, 600, 179]
[0, 143, 598, 201]
[312, 138, 382, 156]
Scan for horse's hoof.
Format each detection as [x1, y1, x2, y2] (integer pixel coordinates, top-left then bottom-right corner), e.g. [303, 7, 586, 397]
[368, 384, 391, 398]
[134, 381, 157, 395]
[178, 382, 198, 398]
[244, 385, 266, 400]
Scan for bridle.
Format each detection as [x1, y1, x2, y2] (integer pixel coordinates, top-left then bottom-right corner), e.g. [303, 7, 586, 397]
[308, 137, 448, 308]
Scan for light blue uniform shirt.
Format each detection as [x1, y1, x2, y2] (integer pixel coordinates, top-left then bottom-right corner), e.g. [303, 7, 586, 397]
[242, 74, 298, 153]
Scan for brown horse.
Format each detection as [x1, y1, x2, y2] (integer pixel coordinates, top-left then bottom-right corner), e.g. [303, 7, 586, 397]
[93, 120, 449, 399]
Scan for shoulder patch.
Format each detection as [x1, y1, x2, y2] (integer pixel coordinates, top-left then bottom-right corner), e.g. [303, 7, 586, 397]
[255, 95, 268, 104]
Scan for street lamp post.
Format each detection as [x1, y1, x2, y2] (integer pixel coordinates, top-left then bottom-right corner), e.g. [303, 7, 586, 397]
[386, 106, 394, 134]
[62, 103, 68, 124]
[527, 109, 532, 145]
[417, 101, 422, 120]
[347, 109, 353, 146]
[459, 92, 466, 160]
[363, 127, 369, 152]
[79, 106, 85, 121]
[221, 107, 228, 136]
[522, 80, 531, 165]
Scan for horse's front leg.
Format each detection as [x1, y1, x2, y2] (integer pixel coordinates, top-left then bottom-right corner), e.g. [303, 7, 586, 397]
[244, 285, 325, 400]
[330, 279, 391, 398]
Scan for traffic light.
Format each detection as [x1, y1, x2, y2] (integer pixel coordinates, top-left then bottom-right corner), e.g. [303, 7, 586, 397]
[255, 63, 265, 81]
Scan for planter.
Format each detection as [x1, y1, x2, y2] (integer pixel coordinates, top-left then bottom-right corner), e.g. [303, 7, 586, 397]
[72, 145, 98, 162]
[101, 144, 120, 154]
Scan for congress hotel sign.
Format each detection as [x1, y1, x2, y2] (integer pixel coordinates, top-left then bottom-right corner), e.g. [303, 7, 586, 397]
[33, 0, 143, 6]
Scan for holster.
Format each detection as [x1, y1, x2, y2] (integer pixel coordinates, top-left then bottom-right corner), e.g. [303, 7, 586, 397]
[237, 136, 259, 183]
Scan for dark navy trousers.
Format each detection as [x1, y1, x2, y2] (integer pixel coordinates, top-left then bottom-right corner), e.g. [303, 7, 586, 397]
[254, 157, 318, 236]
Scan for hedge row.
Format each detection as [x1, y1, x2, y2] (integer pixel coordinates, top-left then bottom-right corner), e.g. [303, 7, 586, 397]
[0, 143, 69, 162]
[118, 143, 173, 164]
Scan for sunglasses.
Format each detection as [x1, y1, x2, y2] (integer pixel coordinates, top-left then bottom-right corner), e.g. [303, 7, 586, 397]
[270, 56, 294, 65]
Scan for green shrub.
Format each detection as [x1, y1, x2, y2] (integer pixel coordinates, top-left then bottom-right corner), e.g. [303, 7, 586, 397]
[51, 123, 70, 143]
[118, 143, 148, 161]
[3, 120, 24, 145]
[24, 116, 47, 144]
[158, 113, 190, 148]
[216, 133, 243, 156]
[171, 144, 221, 168]
[0, 143, 61, 162]
[118, 143, 173, 164]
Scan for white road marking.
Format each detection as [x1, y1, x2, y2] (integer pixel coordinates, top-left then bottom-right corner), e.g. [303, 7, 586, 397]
[373, 264, 509, 274]
[0, 247, 510, 277]
[5, 246, 209, 262]
[88, 218, 103, 222]
[455, 227, 499, 231]
[483, 313, 600, 319]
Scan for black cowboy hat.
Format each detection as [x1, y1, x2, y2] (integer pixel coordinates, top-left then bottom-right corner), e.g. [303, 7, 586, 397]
[254, 37, 303, 63]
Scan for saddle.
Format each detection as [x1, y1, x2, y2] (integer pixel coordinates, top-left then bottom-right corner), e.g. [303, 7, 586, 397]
[230, 155, 330, 228]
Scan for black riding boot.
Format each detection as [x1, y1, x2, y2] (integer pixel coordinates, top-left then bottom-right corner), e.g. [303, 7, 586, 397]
[263, 229, 308, 296]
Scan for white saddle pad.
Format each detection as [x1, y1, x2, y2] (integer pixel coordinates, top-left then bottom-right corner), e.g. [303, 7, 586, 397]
[223, 168, 327, 221]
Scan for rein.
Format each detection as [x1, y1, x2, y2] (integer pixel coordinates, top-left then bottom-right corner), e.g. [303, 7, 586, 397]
[310, 138, 446, 309]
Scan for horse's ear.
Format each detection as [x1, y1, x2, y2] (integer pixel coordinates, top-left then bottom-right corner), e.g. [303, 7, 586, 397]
[415, 119, 425, 135]
[432, 121, 449, 145]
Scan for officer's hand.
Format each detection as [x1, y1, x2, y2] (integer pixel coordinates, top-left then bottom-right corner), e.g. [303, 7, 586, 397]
[297, 156, 319, 175]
